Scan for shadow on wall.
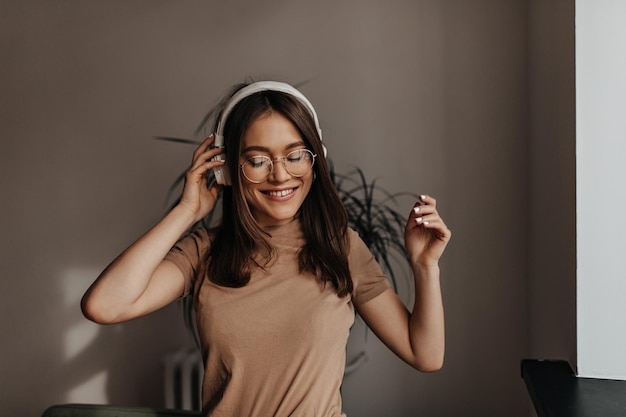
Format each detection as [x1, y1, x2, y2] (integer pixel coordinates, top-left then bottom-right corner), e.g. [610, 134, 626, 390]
[52, 267, 193, 408]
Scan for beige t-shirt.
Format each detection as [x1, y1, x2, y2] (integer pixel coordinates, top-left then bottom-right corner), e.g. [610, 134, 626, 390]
[166, 218, 391, 417]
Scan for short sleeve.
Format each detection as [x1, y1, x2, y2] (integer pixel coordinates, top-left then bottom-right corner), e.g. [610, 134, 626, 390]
[164, 227, 211, 297]
[348, 228, 392, 305]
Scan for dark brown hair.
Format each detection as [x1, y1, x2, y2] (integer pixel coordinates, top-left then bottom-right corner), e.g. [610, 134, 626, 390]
[205, 85, 353, 297]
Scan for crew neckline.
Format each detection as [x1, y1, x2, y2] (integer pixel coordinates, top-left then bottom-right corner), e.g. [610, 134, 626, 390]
[263, 217, 302, 238]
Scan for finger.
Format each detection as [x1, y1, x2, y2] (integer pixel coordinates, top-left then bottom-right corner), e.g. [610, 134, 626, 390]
[412, 213, 444, 230]
[415, 217, 452, 240]
[407, 196, 444, 229]
[191, 145, 225, 171]
[415, 216, 443, 229]
[410, 203, 437, 219]
[417, 194, 437, 208]
[407, 213, 437, 232]
[192, 134, 217, 161]
[188, 158, 226, 183]
[415, 213, 446, 227]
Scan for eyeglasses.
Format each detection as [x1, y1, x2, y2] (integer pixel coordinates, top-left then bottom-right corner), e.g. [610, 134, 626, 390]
[240, 149, 317, 183]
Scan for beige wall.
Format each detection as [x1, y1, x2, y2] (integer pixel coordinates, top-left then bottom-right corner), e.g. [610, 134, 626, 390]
[0, 1, 564, 415]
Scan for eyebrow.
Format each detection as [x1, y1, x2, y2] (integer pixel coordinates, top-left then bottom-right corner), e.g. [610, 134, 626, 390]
[241, 141, 307, 155]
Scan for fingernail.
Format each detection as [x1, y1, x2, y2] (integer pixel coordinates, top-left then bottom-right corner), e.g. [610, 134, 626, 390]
[420, 195, 427, 201]
[424, 221, 430, 225]
[413, 207, 420, 214]
[416, 217, 423, 223]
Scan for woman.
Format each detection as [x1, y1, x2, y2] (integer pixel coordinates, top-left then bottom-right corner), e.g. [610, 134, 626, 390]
[81, 81, 451, 416]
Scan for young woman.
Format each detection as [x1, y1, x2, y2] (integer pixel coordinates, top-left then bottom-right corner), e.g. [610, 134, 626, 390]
[81, 81, 451, 417]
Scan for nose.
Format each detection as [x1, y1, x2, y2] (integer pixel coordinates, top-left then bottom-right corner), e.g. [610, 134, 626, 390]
[268, 158, 291, 182]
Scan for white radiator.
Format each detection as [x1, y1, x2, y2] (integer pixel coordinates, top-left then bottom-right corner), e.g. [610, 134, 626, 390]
[164, 347, 203, 411]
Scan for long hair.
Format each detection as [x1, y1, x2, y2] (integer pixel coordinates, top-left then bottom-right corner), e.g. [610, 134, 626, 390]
[205, 84, 353, 297]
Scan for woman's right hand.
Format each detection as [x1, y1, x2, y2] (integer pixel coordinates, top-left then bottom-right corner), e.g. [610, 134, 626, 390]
[177, 134, 226, 222]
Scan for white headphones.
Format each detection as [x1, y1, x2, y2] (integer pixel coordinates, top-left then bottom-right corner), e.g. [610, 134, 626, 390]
[211, 81, 325, 185]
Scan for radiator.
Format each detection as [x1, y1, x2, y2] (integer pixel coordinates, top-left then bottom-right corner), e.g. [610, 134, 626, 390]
[164, 347, 203, 411]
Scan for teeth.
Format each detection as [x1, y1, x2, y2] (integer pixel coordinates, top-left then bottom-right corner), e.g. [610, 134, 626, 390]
[267, 189, 294, 197]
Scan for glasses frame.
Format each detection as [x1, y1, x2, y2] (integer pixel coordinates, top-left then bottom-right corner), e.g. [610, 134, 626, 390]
[240, 149, 317, 184]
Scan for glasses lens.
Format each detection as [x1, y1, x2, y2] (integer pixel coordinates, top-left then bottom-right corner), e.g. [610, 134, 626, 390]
[242, 156, 272, 183]
[241, 150, 316, 183]
[285, 149, 315, 177]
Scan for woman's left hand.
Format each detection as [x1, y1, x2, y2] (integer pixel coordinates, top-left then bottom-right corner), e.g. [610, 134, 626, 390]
[405, 195, 452, 268]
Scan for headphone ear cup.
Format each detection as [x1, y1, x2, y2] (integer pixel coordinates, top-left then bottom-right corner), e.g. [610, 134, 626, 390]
[211, 153, 231, 185]
[210, 133, 230, 185]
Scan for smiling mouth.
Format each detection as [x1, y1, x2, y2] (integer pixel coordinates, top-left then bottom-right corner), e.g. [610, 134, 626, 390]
[263, 188, 296, 197]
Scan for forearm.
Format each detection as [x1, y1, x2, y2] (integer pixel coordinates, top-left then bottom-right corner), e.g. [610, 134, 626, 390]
[408, 264, 445, 371]
[81, 205, 197, 322]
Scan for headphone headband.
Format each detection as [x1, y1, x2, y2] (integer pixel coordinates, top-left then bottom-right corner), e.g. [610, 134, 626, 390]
[214, 81, 322, 146]
[212, 81, 325, 185]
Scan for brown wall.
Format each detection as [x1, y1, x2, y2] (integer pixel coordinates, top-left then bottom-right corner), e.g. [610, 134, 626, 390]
[0, 1, 575, 416]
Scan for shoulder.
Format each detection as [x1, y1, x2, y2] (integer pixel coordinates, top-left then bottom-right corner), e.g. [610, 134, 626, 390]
[168, 226, 213, 261]
[346, 227, 371, 260]
[184, 225, 212, 244]
[347, 227, 392, 304]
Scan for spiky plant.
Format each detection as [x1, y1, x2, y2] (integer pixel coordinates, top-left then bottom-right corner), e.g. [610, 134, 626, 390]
[330, 165, 417, 292]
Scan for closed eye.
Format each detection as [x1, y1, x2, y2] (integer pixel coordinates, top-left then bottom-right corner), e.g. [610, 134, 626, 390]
[286, 149, 310, 162]
[247, 156, 271, 168]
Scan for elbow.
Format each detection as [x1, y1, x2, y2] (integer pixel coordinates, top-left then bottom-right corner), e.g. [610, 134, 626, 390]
[80, 294, 118, 325]
[410, 353, 445, 373]
[80, 295, 104, 324]
[415, 360, 444, 373]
